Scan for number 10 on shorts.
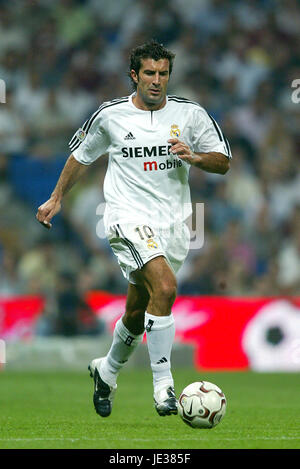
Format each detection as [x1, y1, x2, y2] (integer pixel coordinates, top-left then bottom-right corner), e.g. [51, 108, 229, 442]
[135, 225, 154, 240]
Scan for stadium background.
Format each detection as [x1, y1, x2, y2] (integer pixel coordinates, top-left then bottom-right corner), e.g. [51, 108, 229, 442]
[0, 0, 300, 373]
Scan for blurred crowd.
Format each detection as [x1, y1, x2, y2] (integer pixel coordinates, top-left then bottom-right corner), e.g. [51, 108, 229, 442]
[1, 0, 300, 335]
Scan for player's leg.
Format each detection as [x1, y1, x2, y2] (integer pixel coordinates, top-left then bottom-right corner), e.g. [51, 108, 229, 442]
[122, 280, 149, 334]
[140, 255, 178, 415]
[100, 281, 149, 384]
[90, 222, 187, 417]
[89, 281, 149, 417]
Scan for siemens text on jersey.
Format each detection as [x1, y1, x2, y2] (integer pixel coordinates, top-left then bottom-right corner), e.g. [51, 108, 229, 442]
[121, 145, 183, 172]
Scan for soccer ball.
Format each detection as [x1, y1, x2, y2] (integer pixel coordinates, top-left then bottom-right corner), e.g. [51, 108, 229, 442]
[178, 381, 227, 429]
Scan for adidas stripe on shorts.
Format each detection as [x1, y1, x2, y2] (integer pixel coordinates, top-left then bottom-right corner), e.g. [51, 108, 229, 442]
[107, 222, 190, 284]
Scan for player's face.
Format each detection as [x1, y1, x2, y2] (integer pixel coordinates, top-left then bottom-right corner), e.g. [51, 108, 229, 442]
[131, 58, 170, 110]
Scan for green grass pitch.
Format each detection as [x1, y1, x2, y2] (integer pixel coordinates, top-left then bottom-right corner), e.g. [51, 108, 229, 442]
[0, 368, 299, 449]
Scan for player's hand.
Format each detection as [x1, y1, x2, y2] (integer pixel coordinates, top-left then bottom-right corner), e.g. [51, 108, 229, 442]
[36, 197, 61, 229]
[168, 138, 196, 165]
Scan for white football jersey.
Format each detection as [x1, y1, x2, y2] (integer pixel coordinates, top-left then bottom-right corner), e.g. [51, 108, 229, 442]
[69, 93, 231, 230]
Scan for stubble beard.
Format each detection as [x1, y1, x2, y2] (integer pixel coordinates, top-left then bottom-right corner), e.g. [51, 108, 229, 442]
[140, 87, 166, 109]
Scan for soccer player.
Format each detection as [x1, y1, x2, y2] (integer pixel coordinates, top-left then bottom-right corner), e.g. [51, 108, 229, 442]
[36, 40, 231, 418]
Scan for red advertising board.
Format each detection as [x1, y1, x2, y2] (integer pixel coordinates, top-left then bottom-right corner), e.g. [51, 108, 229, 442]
[0, 296, 45, 341]
[86, 293, 300, 371]
[1, 293, 300, 371]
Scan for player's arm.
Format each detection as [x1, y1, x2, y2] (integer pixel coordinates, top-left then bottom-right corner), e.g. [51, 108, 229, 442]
[36, 154, 88, 229]
[168, 139, 230, 175]
[185, 150, 230, 174]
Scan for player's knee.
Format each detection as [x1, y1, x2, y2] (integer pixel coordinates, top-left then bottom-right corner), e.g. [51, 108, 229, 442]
[156, 278, 177, 305]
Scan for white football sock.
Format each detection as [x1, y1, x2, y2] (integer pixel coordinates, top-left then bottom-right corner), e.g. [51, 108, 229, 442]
[100, 317, 144, 386]
[144, 312, 175, 392]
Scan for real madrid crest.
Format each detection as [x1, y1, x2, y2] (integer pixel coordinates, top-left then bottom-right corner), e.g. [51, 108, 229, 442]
[170, 124, 181, 138]
[147, 238, 158, 249]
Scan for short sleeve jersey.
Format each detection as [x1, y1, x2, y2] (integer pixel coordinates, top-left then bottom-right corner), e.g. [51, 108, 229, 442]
[69, 93, 231, 230]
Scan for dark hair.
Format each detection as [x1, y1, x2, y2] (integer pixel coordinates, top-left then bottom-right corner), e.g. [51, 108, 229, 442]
[128, 39, 175, 90]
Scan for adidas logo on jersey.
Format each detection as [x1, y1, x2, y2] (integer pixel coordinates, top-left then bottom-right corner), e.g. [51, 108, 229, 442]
[124, 132, 135, 140]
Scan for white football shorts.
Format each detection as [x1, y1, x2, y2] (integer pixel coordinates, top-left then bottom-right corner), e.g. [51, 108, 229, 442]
[107, 222, 190, 284]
